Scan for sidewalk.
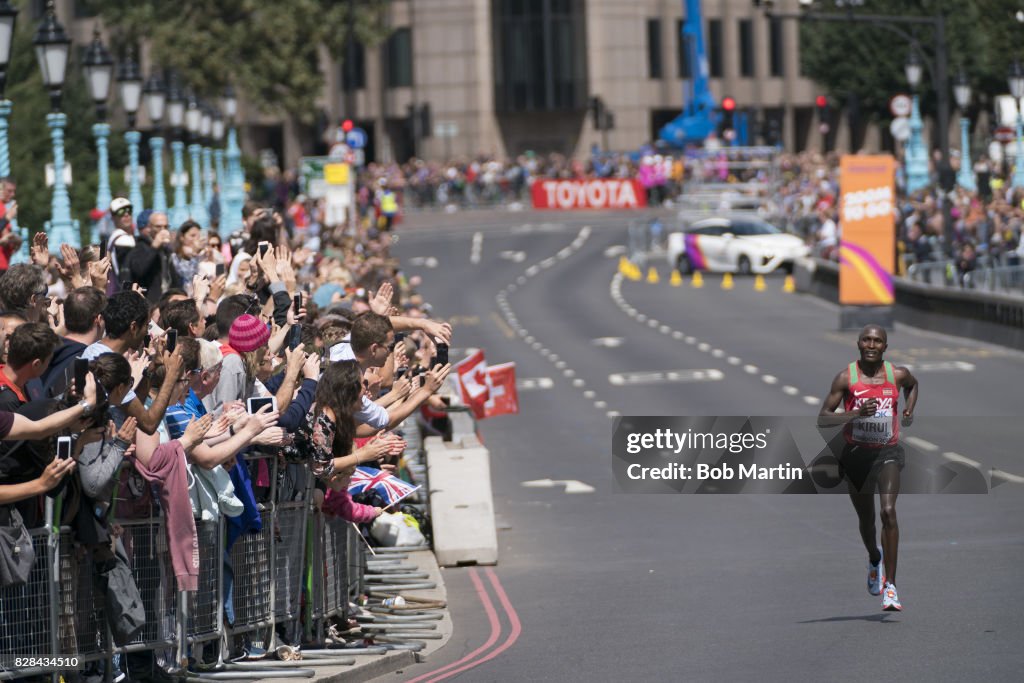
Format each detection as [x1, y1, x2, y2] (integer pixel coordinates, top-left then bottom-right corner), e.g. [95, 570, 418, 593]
[255, 548, 452, 683]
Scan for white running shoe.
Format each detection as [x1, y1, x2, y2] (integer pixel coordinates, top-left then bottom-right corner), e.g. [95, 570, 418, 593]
[867, 551, 884, 596]
[881, 582, 902, 611]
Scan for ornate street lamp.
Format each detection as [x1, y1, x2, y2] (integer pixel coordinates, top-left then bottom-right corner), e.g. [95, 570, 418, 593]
[117, 46, 143, 212]
[904, 49, 930, 194]
[143, 71, 168, 213]
[221, 83, 244, 234]
[83, 26, 113, 223]
[166, 72, 189, 227]
[1009, 59, 1024, 188]
[212, 108, 227, 228]
[0, 0, 19, 179]
[200, 103, 214, 214]
[185, 90, 207, 225]
[34, 0, 77, 248]
[952, 67, 975, 192]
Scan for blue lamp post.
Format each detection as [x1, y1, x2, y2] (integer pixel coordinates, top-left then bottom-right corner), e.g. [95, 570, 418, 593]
[1009, 60, 1024, 189]
[0, 1, 22, 260]
[952, 67, 975, 192]
[34, 1, 77, 248]
[117, 48, 143, 214]
[185, 90, 208, 225]
[212, 109, 226, 229]
[199, 104, 214, 218]
[83, 26, 113, 246]
[143, 71, 167, 215]
[904, 50, 930, 194]
[166, 73, 189, 227]
[221, 84, 244, 235]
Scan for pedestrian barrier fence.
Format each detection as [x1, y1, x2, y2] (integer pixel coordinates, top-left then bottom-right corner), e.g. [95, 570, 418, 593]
[0, 441, 439, 681]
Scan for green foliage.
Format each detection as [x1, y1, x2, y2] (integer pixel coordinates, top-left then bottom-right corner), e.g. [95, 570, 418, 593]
[798, 0, 1015, 122]
[87, 0, 391, 125]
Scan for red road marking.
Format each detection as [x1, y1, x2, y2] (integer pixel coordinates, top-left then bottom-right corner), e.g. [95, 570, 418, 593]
[404, 568, 501, 683]
[423, 568, 522, 682]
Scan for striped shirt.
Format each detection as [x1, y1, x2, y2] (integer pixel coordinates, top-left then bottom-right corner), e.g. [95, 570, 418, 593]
[165, 389, 206, 440]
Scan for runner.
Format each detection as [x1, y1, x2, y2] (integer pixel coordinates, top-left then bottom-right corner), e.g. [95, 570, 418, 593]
[818, 324, 918, 611]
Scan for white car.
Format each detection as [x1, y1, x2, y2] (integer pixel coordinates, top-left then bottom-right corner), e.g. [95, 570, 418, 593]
[666, 217, 810, 275]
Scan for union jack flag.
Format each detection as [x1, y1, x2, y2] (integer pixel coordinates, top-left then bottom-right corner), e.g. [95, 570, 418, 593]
[348, 467, 421, 507]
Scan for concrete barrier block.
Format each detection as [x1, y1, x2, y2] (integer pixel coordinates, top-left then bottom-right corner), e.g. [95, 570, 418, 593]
[426, 442, 498, 566]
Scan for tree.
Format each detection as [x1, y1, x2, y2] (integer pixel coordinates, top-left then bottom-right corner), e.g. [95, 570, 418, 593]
[87, 0, 390, 126]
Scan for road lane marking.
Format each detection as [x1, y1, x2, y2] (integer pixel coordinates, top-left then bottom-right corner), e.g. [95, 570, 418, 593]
[517, 377, 554, 390]
[942, 451, 981, 467]
[608, 369, 724, 386]
[471, 232, 483, 264]
[592, 337, 624, 347]
[744, 365, 759, 374]
[903, 361, 976, 372]
[762, 375, 778, 384]
[782, 385, 799, 395]
[521, 479, 595, 494]
[490, 312, 516, 339]
[499, 250, 526, 263]
[803, 396, 819, 405]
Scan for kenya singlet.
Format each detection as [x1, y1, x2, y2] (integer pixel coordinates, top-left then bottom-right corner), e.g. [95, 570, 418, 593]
[843, 361, 899, 448]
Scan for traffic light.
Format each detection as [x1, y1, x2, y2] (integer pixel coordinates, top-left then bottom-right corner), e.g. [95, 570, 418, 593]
[815, 95, 828, 121]
[406, 103, 432, 139]
[342, 119, 354, 133]
[719, 96, 736, 137]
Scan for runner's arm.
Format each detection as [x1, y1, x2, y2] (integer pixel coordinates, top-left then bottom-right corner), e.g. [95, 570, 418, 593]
[817, 369, 868, 426]
[896, 367, 918, 423]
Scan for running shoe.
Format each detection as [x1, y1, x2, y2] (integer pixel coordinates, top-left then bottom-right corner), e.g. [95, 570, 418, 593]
[867, 551, 884, 596]
[881, 582, 902, 611]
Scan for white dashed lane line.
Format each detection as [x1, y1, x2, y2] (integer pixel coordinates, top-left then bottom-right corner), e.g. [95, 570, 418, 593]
[497, 226, 616, 418]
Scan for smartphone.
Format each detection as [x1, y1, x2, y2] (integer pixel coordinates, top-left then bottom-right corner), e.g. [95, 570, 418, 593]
[247, 396, 277, 414]
[56, 436, 72, 460]
[293, 293, 302, 314]
[120, 272, 133, 291]
[258, 241, 270, 258]
[215, 263, 225, 277]
[287, 323, 302, 350]
[143, 333, 151, 349]
[166, 329, 178, 353]
[395, 332, 406, 345]
[435, 343, 448, 367]
[74, 357, 89, 395]
[395, 367, 407, 380]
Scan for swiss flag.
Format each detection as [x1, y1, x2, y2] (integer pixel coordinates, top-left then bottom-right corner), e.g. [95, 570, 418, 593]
[484, 363, 519, 418]
[456, 349, 490, 419]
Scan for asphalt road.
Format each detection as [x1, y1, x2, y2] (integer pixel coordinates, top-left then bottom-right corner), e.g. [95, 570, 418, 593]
[379, 210, 1024, 682]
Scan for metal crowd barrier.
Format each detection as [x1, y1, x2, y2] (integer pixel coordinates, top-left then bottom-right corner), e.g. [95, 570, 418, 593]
[0, 448, 394, 682]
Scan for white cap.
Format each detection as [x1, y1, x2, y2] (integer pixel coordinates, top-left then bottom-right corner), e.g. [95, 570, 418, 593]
[110, 197, 132, 213]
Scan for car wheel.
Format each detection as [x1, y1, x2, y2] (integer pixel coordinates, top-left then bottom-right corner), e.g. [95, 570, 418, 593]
[737, 255, 752, 276]
[676, 254, 692, 275]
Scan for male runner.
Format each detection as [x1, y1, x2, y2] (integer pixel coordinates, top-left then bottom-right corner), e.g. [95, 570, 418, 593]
[819, 325, 918, 611]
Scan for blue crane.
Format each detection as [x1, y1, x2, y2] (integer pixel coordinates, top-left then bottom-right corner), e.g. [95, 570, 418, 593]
[659, 0, 720, 148]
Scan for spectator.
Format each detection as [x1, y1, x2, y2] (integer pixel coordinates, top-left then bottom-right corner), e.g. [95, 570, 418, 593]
[106, 197, 136, 280]
[30, 286, 107, 400]
[0, 322, 60, 411]
[0, 177, 20, 275]
[126, 210, 180, 304]
[0, 263, 47, 322]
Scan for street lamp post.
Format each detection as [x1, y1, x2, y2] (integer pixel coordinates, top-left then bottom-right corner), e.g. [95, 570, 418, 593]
[34, 1, 77, 248]
[212, 110, 226, 230]
[200, 104, 213, 218]
[117, 47, 143, 213]
[143, 71, 167, 214]
[0, 1, 20, 260]
[952, 67, 975, 192]
[166, 73, 189, 227]
[83, 26, 113, 243]
[1009, 60, 1024, 189]
[904, 50, 930, 194]
[220, 84, 244, 235]
[185, 90, 207, 225]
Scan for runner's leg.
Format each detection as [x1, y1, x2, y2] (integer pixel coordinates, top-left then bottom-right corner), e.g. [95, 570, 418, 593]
[877, 461, 901, 584]
[848, 487, 881, 566]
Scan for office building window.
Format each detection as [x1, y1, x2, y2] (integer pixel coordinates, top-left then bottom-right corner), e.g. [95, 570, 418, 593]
[769, 17, 784, 77]
[676, 19, 691, 78]
[647, 19, 663, 79]
[386, 28, 412, 88]
[708, 19, 723, 78]
[739, 19, 754, 77]
[75, 0, 97, 18]
[493, 0, 587, 112]
[342, 41, 366, 91]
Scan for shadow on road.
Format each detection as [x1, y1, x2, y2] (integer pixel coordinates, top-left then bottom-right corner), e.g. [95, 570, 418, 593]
[798, 613, 898, 624]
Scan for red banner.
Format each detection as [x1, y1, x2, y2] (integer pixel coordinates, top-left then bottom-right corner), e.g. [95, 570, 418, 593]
[531, 178, 647, 210]
[484, 363, 519, 418]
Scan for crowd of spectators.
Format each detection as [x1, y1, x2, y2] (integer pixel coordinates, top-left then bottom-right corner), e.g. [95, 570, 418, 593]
[0, 190, 455, 678]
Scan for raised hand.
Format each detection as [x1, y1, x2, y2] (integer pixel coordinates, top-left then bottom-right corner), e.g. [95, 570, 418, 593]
[89, 256, 112, 290]
[424, 363, 452, 393]
[38, 457, 76, 490]
[369, 282, 393, 315]
[31, 232, 50, 267]
[180, 414, 214, 451]
[116, 417, 138, 444]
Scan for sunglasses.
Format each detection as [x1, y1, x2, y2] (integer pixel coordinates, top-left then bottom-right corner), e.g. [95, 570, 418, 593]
[114, 207, 133, 217]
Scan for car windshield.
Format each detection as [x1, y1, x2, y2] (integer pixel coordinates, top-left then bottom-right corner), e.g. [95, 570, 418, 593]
[731, 221, 783, 236]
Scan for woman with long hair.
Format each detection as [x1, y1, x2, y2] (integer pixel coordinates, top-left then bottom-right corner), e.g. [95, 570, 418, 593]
[306, 360, 403, 482]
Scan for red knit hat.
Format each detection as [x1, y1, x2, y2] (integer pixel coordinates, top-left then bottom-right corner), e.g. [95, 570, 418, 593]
[229, 314, 270, 353]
